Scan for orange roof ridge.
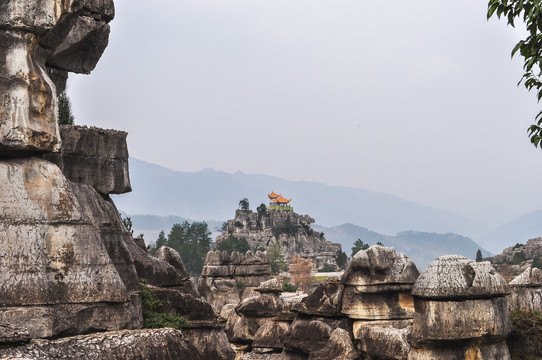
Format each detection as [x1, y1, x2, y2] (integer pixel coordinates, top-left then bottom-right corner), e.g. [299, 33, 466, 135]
[268, 191, 280, 199]
[276, 196, 291, 204]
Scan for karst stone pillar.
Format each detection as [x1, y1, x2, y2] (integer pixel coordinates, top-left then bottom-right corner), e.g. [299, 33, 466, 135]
[341, 245, 420, 359]
[0, 0, 114, 153]
[408, 255, 512, 359]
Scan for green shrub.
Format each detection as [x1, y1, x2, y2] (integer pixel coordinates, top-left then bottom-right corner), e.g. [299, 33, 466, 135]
[509, 309, 542, 359]
[511, 251, 527, 265]
[141, 283, 189, 330]
[282, 278, 297, 292]
[317, 263, 337, 272]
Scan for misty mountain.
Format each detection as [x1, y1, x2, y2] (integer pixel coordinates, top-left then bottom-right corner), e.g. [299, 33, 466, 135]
[478, 210, 542, 253]
[313, 223, 490, 269]
[113, 158, 481, 237]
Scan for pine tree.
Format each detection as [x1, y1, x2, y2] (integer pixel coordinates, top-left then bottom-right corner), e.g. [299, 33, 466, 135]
[476, 249, 483, 262]
[268, 241, 287, 275]
[57, 91, 75, 125]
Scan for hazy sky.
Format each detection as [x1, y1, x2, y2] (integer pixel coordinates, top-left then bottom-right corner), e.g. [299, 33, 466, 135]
[69, 0, 542, 226]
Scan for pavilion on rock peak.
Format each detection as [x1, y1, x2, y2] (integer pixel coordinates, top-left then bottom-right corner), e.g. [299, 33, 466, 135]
[267, 191, 293, 211]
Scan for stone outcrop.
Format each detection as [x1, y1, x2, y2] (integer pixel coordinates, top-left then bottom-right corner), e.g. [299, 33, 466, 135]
[217, 209, 341, 269]
[0, 329, 202, 359]
[45, 125, 131, 195]
[199, 250, 272, 313]
[0, 157, 140, 339]
[0, 0, 114, 154]
[508, 267, 542, 311]
[408, 255, 512, 359]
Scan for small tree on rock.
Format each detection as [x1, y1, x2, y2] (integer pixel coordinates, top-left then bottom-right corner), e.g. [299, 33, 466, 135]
[57, 91, 75, 125]
[239, 198, 250, 211]
[289, 257, 314, 294]
[476, 249, 483, 262]
[268, 241, 287, 275]
[351, 238, 369, 257]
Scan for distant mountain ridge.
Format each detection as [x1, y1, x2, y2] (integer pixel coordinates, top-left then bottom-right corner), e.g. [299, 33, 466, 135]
[113, 158, 481, 237]
[313, 223, 491, 269]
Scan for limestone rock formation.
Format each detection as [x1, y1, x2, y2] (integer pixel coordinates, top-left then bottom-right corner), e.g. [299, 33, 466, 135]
[199, 250, 272, 313]
[0, 157, 140, 339]
[0, 0, 114, 153]
[0, 329, 202, 360]
[217, 209, 341, 269]
[342, 245, 418, 360]
[45, 125, 132, 195]
[508, 266, 542, 311]
[408, 255, 512, 359]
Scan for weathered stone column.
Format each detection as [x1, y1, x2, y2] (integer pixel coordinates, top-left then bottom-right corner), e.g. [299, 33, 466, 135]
[408, 255, 512, 359]
[341, 245, 420, 360]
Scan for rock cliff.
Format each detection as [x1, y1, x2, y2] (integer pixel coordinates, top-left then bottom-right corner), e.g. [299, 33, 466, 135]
[217, 209, 341, 269]
[199, 250, 272, 313]
[0, 2, 234, 357]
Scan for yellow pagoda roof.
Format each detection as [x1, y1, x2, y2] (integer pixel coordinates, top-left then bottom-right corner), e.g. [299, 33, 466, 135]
[268, 192, 281, 199]
[276, 196, 291, 204]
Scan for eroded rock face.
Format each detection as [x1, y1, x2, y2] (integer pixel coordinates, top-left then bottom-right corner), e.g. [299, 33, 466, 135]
[0, 0, 114, 153]
[508, 267, 542, 311]
[217, 209, 341, 269]
[308, 328, 359, 360]
[46, 126, 131, 195]
[0, 329, 202, 360]
[199, 250, 272, 314]
[0, 157, 137, 338]
[293, 277, 344, 317]
[408, 255, 512, 359]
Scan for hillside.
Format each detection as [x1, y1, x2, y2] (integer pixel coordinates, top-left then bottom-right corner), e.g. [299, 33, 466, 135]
[313, 223, 490, 269]
[114, 158, 481, 237]
[478, 209, 542, 253]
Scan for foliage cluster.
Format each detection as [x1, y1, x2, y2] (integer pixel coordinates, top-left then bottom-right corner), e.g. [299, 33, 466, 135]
[57, 91, 75, 125]
[336, 251, 348, 270]
[488, 0, 542, 147]
[268, 241, 288, 275]
[215, 235, 250, 255]
[282, 278, 297, 292]
[317, 263, 337, 272]
[272, 215, 297, 237]
[476, 249, 483, 262]
[533, 256, 542, 270]
[149, 221, 212, 276]
[141, 282, 190, 330]
[351, 238, 370, 257]
[239, 198, 250, 211]
[509, 309, 542, 359]
[510, 250, 527, 265]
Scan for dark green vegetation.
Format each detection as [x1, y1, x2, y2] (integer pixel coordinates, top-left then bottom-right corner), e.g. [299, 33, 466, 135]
[57, 91, 75, 125]
[476, 249, 483, 262]
[317, 263, 337, 272]
[488, 0, 542, 148]
[336, 250, 348, 270]
[271, 215, 297, 237]
[282, 278, 297, 292]
[239, 198, 250, 211]
[351, 238, 369, 257]
[509, 309, 542, 359]
[149, 221, 212, 276]
[268, 241, 287, 275]
[215, 235, 250, 255]
[533, 256, 542, 270]
[141, 281, 189, 330]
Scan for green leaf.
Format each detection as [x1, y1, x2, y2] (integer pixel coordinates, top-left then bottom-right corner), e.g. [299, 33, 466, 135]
[488, 2, 501, 18]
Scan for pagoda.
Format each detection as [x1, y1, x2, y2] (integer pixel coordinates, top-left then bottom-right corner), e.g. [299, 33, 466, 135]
[268, 192, 293, 211]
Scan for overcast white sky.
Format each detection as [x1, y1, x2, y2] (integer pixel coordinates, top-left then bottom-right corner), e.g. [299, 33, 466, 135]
[69, 0, 542, 226]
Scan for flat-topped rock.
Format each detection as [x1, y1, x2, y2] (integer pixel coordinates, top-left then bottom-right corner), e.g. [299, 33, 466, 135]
[509, 267, 542, 287]
[342, 245, 419, 286]
[0, 329, 202, 360]
[256, 279, 282, 294]
[412, 255, 510, 299]
[47, 126, 131, 195]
